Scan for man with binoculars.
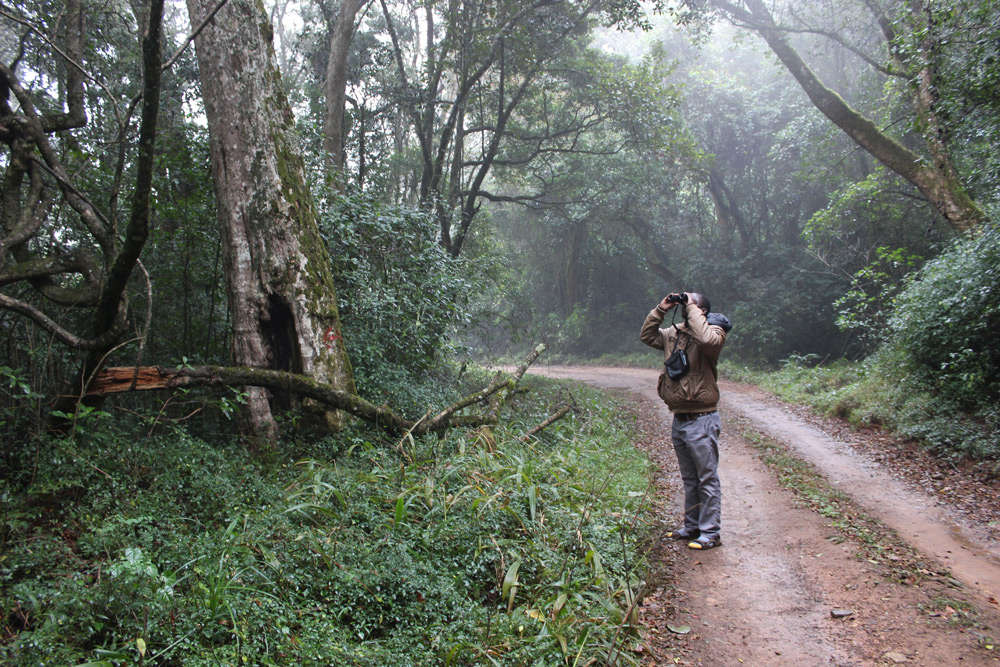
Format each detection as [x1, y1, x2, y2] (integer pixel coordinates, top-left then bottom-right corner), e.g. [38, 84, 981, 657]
[640, 292, 732, 550]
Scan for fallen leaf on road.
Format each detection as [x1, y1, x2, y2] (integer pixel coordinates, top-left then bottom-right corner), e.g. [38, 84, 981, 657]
[830, 609, 855, 618]
[667, 625, 691, 634]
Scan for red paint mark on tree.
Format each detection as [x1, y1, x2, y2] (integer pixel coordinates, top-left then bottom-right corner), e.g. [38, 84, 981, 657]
[324, 327, 342, 349]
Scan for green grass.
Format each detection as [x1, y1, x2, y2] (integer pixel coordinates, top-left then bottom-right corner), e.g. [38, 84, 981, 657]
[0, 375, 655, 666]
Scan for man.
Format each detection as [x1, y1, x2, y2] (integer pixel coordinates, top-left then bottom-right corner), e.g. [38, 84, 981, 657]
[640, 292, 732, 550]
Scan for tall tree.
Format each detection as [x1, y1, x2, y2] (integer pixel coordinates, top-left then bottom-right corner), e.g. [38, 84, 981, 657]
[186, 0, 355, 441]
[375, 0, 653, 257]
[324, 0, 367, 189]
[689, 0, 984, 232]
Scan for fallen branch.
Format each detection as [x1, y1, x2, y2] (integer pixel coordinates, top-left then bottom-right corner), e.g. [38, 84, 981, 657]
[521, 404, 574, 441]
[85, 344, 547, 436]
[487, 343, 546, 419]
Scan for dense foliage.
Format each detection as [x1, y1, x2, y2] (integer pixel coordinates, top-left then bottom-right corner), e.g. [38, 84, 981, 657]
[322, 194, 482, 415]
[4, 0, 1000, 664]
[727, 220, 1000, 459]
[1, 377, 652, 665]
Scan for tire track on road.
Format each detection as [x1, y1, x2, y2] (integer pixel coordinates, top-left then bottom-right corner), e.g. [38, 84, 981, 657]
[528, 365, 1000, 665]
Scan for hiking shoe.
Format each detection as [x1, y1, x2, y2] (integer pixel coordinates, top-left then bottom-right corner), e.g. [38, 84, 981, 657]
[666, 527, 699, 540]
[687, 535, 721, 550]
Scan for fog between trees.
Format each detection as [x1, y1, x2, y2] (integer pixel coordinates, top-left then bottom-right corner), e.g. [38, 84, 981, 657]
[2, 1, 999, 664]
[1, 0, 997, 444]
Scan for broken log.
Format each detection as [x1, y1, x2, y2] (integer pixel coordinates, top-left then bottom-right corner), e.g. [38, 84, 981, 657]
[85, 344, 547, 436]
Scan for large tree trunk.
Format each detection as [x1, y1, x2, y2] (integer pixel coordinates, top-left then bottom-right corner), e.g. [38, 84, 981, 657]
[186, 0, 355, 441]
[715, 0, 983, 233]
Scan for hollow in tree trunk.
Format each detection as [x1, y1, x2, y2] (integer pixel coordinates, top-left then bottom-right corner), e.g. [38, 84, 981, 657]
[186, 0, 355, 442]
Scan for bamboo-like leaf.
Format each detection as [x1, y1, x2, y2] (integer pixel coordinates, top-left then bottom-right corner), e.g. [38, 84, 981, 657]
[424, 476, 434, 507]
[571, 627, 592, 667]
[528, 485, 537, 523]
[552, 592, 568, 618]
[623, 586, 639, 626]
[502, 559, 521, 611]
[584, 547, 604, 578]
[94, 649, 130, 659]
[395, 495, 406, 527]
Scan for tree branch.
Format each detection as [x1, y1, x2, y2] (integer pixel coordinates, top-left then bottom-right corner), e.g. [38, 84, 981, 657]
[0, 293, 126, 350]
[160, 0, 231, 72]
[86, 345, 548, 435]
[521, 403, 573, 441]
[94, 0, 163, 334]
[0, 249, 98, 287]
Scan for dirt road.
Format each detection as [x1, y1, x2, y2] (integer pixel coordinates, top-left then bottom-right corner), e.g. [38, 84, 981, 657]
[529, 365, 1000, 666]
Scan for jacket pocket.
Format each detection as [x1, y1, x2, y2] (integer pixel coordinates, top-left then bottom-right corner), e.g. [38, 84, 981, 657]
[688, 372, 719, 406]
[662, 372, 719, 407]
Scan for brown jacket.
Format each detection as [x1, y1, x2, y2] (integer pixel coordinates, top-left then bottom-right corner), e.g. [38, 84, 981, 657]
[640, 303, 727, 413]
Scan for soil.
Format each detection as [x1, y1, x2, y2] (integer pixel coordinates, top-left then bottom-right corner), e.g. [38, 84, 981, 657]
[528, 365, 1000, 666]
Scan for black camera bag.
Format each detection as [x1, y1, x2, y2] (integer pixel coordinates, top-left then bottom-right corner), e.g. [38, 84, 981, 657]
[664, 331, 691, 380]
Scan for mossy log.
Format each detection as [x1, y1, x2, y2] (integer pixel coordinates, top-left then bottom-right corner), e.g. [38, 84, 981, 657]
[87, 344, 547, 436]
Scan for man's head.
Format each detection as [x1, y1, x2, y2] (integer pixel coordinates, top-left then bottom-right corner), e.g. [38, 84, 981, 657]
[688, 292, 711, 314]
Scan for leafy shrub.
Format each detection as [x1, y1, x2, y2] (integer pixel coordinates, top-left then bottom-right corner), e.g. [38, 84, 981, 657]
[743, 350, 1000, 460]
[832, 246, 924, 353]
[886, 220, 1000, 411]
[698, 246, 843, 364]
[321, 194, 480, 415]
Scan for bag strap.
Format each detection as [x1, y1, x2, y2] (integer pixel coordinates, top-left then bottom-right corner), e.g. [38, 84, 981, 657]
[668, 327, 691, 356]
[664, 304, 692, 358]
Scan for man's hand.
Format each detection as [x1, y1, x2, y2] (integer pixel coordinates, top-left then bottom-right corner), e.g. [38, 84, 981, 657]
[659, 293, 682, 310]
[660, 292, 691, 310]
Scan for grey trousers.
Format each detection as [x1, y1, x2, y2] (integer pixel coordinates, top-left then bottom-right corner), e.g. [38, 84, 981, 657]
[671, 412, 722, 539]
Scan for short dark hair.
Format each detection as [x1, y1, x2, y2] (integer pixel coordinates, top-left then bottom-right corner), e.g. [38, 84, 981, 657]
[689, 292, 711, 312]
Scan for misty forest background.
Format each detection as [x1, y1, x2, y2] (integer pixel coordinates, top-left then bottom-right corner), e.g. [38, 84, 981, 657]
[2, 0, 999, 664]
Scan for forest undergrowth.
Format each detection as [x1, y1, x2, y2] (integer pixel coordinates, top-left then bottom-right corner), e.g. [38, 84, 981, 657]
[0, 372, 656, 666]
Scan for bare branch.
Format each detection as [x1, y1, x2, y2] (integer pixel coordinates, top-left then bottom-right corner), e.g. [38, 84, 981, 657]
[160, 0, 231, 72]
[521, 403, 573, 441]
[0, 293, 126, 350]
[0, 249, 98, 287]
[129, 260, 153, 390]
[0, 5, 124, 131]
[0, 163, 52, 255]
